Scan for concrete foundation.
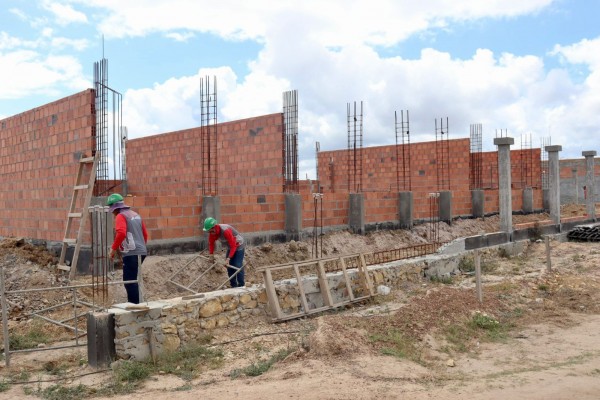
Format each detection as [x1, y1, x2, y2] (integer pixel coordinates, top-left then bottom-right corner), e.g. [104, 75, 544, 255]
[349, 193, 365, 234]
[284, 193, 302, 240]
[471, 190, 484, 218]
[398, 191, 413, 229]
[439, 191, 452, 224]
[522, 188, 533, 213]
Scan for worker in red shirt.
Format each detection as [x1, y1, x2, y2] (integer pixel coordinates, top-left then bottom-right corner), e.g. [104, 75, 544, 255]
[203, 217, 245, 288]
[107, 193, 148, 303]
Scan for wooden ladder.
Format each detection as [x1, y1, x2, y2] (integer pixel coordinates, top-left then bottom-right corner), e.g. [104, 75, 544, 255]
[57, 153, 99, 279]
[258, 253, 375, 322]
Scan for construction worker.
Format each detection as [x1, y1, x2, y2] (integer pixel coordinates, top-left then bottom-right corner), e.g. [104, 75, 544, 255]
[107, 193, 148, 303]
[203, 217, 245, 288]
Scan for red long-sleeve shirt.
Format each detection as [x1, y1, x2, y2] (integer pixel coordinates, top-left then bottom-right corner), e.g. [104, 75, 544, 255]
[208, 224, 239, 258]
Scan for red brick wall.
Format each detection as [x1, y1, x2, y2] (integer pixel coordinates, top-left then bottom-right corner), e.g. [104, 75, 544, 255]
[318, 139, 543, 220]
[126, 114, 286, 239]
[0, 90, 96, 241]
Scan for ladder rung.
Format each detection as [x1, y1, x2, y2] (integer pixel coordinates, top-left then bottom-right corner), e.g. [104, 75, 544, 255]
[68, 213, 82, 218]
[63, 238, 77, 244]
[80, 157, 95, 163]
[56, 264, 71, 271]
[74, 185, 89, 190]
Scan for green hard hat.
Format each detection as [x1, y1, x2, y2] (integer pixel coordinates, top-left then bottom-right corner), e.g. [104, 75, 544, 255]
[203, 217, 217, 231]
[107, 193, 124, 206]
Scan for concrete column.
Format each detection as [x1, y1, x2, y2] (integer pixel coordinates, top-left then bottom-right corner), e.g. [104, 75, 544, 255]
[398, 191, 413, 229]
[201, 196, 221, 224]
[542, 189, 550, 211]
[572, 168, 579, 204]
[87, 312, 116, 368]
[439, 191, 452, 224]
[284, 193, 302, 240]
[494, 137, 514, 233]
[546, 145, 562, 225]
[348, 193, 365, 234]
[583, 150, 597, 220]
[522, 187, 533, 213]
[471, 189, 484, 218]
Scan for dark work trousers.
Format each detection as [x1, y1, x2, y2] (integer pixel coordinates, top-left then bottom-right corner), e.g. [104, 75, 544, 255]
[226, 247, 245, 288]
[123, 254, 146, 303]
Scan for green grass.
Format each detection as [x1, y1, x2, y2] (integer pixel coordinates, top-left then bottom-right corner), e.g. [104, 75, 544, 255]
[442, 312, 509, 353]
[9, 323, 50, 350]
[230, 348, 295, 378]
[37, 384, 90, 400]
[369, 329, 422, 364]
[0, 380, 10, 392]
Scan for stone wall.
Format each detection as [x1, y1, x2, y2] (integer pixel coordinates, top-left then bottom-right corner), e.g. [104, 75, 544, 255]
[109, 257, 430, 361]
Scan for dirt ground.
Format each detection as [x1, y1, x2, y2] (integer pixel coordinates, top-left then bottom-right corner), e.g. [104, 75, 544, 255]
[2, 206, 600, 399]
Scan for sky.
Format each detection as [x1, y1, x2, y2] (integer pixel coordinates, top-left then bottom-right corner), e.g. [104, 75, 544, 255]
[1, 0, 599, 179]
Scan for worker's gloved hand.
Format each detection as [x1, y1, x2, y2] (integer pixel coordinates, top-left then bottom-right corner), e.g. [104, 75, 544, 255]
[225, 258, 231, 265]
[109, 248, 117, 260]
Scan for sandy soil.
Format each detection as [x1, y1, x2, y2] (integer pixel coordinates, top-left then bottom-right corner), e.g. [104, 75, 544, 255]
[1, 206, 600, 399]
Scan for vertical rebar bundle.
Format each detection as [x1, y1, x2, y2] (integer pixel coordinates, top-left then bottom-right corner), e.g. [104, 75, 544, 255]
[315, 142, 320, 191]
[328, 157, 335, 193]
[283, 90, 299, 193]
[200, 76, 218, 196]
[520, 133, 533, 188]
[89, 205, 112, 308]
[312, 193, 323, 258]
[395, 110, 411, 191]
[93, 58, 124, 196]
[435, 117, 450, 191]
[347, 101, 363, 193]
[540, 137, 551, 190]
[428, 192, 440, 243]
[469, 123, 483, 190]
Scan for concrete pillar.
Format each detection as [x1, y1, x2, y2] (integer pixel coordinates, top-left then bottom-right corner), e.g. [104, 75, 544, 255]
[348, 193, 365, 234]
[87, 312, 116, 368]
[439, 191, 452, 224]
[494, 137, 514, 233]
[284, 193, 302, 240]
[572, 168, 579, 204]
[546, 145, 562, 225]
[522, 187, 533, 213]
[201, 196, 221, 223]
[471, 189, 484, 218]
[398, 191, 413, 229]
[583, 150, 597, 220]
[542, 189, 550, 211]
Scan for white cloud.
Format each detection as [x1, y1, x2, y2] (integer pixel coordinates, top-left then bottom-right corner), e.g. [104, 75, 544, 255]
[77, 0, 554, 46]
[123, 66, 240, 138]
[0, 50, 87, 99]
[43, 1, 88, 26]
[164, 31, 195, 42]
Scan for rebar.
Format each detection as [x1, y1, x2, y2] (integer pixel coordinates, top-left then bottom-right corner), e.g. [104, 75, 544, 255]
[395, 110, 411, 191]
[283, 90, 299, 193]
[312, 193, 323, 258]
[347, 101, 363, 193]
[540, 137, 551, 190]
[93, 58, 124, 196]
[469, 123, 483, 190]
[200, 76, 218, 196]
[435, 118, 450, 191]
[428, 192, 440, 243]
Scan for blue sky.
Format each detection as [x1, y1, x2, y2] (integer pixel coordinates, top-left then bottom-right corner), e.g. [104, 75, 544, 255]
[1, 0, 599, 178]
